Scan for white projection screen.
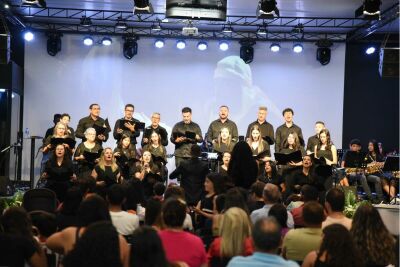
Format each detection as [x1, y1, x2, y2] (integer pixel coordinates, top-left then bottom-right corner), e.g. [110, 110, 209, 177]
[21, 33, 345, 180]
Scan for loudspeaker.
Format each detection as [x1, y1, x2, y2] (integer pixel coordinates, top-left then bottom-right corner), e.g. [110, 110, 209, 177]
[0, 176, 10, 196]
[379, 48, 399, 78]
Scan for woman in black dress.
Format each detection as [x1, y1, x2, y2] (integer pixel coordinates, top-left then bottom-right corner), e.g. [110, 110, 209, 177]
[142, 131, 168, 179]
[74, 127, 102, 179]
[92, 147, 121, 188]
[247, 125, 271, 174]
[114, 134, 137, 180]
[212, 127, 235, 154]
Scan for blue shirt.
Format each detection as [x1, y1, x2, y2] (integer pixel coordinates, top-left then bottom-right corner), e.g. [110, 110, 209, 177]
[250, 204, 295, 228]
[227, 252, 299, 267]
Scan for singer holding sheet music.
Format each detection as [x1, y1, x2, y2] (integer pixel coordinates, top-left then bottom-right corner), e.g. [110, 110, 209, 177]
[141, 112, 168, 147]
[245, 106, 275, 145]
[280, 132, 306, 165]
[74, 127, 103, 179]
[114, 134, 137, 180]
[314, 129, 337, 166]
[113, 104, 141, 145]
[143, 131, 167, 167]
[212, 127, 235, 154]
[42, 122, 75, 157]
[275, 108, 304, 153]
[170, 107, 203, 167]
[75, 103, 109, 145]
[206, 105, 239, 144]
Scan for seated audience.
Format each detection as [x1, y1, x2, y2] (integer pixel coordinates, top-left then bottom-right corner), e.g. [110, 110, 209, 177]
[268, 204, 290, 238]
[153, 182, 166, 201]
[164, 185, 194, 231]
[144, 198, 164, 230]
[56, 186, 83, 230]
[207, 207, 254, 266]
[322, 188, 352, 230]
[63, 221, 129, 267]
[224, 187, 250, 214]
[108, 184, 139, 236]
[30, 211, 57, 243]
[159, 198, 207, 267]
[227, 217, 299, 267]
[302, 224, 363, 267]
[282, 201, 324, 263]
[250, 184, 294, 228]
[290, 185, 319, 228]
[248, 181, 266, 213]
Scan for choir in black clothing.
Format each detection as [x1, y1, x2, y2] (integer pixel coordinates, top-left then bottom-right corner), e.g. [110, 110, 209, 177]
[39, 102, 396, 204]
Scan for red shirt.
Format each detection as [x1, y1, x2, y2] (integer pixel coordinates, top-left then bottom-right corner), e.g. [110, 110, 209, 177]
[291, 204, 305, 227]
[207, 237, 254, 263]
[159, 230, 207, 267]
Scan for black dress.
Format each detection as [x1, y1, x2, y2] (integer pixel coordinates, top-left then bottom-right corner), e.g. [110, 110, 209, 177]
[44, 158, 74, 202]
[74, 142, 102, 179]
[114, 145, 137, 179]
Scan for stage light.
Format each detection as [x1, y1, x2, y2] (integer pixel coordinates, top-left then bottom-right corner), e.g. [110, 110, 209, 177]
[258, 0, 280, 18]
[316, 47, 331, 65]
[154, 39, 164, 48]
[4, 3, 9, 9]
[47, 33, 62, 56]
[219, 41, 229, 51]
[80, 16, 92, 27]
[133, 0, 153, 14]
[115, 18, 127, 29]
[270, 43, 280, 52]
[101, 37, 112, 46]
[197, 41, 208, 51]
[151, 23, 162, 31]
[123, 37, 138, 59]
[176, 40, 186, 50]
[240, 40, 256, 64]
[257, 25, 267, 35]
[366, 46, 376, 54]
[293, 43, 303, 53]
[355, 0, 381, 19]
[222, 24, 233, 33]
[24, 31, 34, 41]
[83, 36, 93, 46]
[22, 0, 46, 7]
[0, 89, 6, 92]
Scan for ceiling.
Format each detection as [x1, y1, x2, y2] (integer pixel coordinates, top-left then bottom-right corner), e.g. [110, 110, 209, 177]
[2, 0, 399, 42]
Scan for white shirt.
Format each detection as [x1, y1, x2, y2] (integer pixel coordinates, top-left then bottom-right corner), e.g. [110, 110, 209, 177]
[110, 211, 139, 236]
[322, 215, 352, 230]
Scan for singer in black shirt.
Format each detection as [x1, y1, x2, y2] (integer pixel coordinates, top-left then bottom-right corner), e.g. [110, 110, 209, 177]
[141, 112, 168, 147]
[75, 104, 109, 145]
[113, 104, 140, 145]
[206, 105, 238, 144]
[306, 121, 325, 154]
[275, 108, 304, 153]
[245, 106, 274, 145]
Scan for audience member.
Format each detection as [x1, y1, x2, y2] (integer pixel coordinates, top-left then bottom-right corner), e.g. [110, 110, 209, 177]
[144, 198, 164, 230]
[56, 186, 83, 230]
[153, 182, 166, 201]
[268, 204, 289, 238]
[164, 185, 194, 231]
[30, 210, 57, 242]
[290, 185, 319, 227]
[248, 181, 266, 213]
[322, 188, 352, 230]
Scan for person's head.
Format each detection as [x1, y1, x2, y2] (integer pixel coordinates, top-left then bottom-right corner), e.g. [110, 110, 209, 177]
[318, 224, 363, 267]
[250, 181, 266, 200]
[268, 203, 288, 228]
[314, 121, 325, 135]
[257, 106, 267, 122]
[151, 112, 161, 127]
[325, 188, 345, 213]
[63, 221, 122, 267]
[77, 194, 111, 227]
[219, 207, 252, 258]
[282, 108, 294, 123]
[264, 160, 276, 175]
[76, 176, 96, 196]
[142, 150, 153, 164]
[53, 144, 66, 159]
[119, 134, 131, 149]
[153, 182, 166, 197]
[219, 105, 229, 120]
[181, 107, 192, 124]
[263, 183, 281, 204]
[84, 127, 96, 142]
[302, 155, 313, 169]
[222, 151, 231, 166]
[124, 104, 134, 119]
[224, 187, 249, 213]
[219, 127, 230, 141]
[164, 185, 185, 201]
[30, 211, 57, 239]
[351, 204, 396, 265]
[60, 113, 71, 126]
[300, 185, 319, 202]
[286, 131, 300, 149]
[130, 226, 169, 267]
[302, 201, 324, 227]
[349, 139, 362, 152]
[214, 194, 226, 213]
[162, 198, 187, 229]
[1, 207, 33, 238]
[204, 173, 226, 195]
[250, 125, 261, 142]
[61, 186, 83, 215]
[89, 103, 100, 117]
[99, 148, 116, 170]
[252, 217, 282, 253]
[190, 144, 201, 158]
[144, 198, 163, 228]
[53, 122, 66, 137]
[53, 113, 62, 125]
[107, 184, 126, 206]
[319, 129, 332, 146]
[368, 139, 379, 154]
[150, 131, 161, 146]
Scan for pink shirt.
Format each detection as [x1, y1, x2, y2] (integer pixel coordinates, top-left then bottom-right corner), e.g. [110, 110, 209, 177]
[159, 230, 207, 267]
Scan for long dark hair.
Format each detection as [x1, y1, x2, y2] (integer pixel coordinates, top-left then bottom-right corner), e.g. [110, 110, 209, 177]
[77, 194, 111, 227]
[317, 224, 363, 267]
[283, 131, 300, 150]
[368, 139, 380, 160]
[60, 186, 83, 216]
[317, 129, 332, 150]
[50, 144, 71, 165]
[228, 141, 258, 189]
[130, 226, 169, 267]
[206, 172, 226, 195]
[63, 221, 122, 267]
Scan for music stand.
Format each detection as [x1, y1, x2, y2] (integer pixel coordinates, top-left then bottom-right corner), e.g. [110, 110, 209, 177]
[383, 156, 399, 204]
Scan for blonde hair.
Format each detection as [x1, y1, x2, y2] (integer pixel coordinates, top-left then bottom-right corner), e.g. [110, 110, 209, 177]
[219, 207, 252, 258]
[53, 122, 67, 136]
[216, 127, 232, 147]
[259, 106, 267, 111]
[98, 147, 119, 172]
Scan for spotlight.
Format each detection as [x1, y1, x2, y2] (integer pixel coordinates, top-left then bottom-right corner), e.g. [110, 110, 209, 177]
[115, 18, 127, 29]
[257, 0, 280, 18]
[366, 46, 376, 54]
[197, 41, 208, 51]
[22, 0, 46, 7]
[154, 39, 165, 48]
[80, 16, 92, 27]
[46, 33, 62, 56]
[83, 36, 93, 46]
[133, 0, 153, 14]
[222, 23, 233, 33]
[176, 40, 186, 50]
[293, 43, 303, 53]
[355, 0, 381, 19]
[240, 40, 256, 64]
[316, 40, 332, 65]
[101, 37, 112, 46]
[270, 43, 280, 52]
[4, 3, 10, 9]
[123, 37, 138, 59]
[257, 25, 267, 35]
[24, 31, 34, 42]
[219, 41, 229, 51]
